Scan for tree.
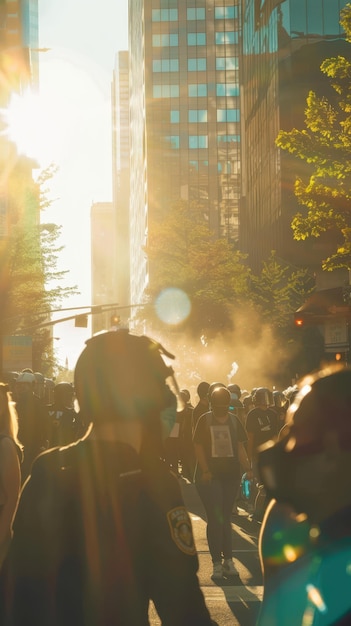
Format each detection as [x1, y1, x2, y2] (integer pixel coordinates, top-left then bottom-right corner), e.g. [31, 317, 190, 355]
[276, 3, 351, 271]
[250, 251, 315, 339]
[143, 200, 251, 339]
[2, 164, 78, 375]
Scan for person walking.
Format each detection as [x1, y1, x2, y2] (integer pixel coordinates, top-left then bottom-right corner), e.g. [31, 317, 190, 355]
[46, 382, 85, 448]
[193, 385, 252, 580]
[245, 387, 279, 475]
[0, 383, 23, 568]
[14, 370, 48, 483]
[0, 329, 217, 626]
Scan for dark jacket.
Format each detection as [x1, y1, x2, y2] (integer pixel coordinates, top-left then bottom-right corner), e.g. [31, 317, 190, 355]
[0, 438, 215, 626]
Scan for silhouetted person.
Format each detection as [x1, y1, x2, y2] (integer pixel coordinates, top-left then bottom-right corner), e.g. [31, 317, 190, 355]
[0, 330, 217, 626]
[257, 365, 351, 625]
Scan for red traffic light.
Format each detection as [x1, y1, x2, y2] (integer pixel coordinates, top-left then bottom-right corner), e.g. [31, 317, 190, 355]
[110, 315, 120, 327]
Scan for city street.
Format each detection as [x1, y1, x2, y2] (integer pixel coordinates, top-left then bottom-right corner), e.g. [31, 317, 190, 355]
[149, 478, 263, 625]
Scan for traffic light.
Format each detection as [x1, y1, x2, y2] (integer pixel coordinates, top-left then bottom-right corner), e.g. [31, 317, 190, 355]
[110, 314, 120, 327]
[75, 314, 88, 328]
[294, 316, 304, 328]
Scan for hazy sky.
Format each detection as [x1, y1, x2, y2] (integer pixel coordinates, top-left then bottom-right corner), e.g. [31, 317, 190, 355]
[36, 0, 129, 368]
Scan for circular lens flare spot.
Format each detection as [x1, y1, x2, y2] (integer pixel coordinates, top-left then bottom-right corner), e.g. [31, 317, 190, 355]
[155, 288, 191, 326]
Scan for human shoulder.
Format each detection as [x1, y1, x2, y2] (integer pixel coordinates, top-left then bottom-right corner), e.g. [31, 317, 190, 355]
[193, 411, 211, 435]
[0, 434, 22, 463]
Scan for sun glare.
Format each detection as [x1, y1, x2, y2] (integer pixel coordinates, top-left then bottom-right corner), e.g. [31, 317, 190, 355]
[1, 90, 56, 166]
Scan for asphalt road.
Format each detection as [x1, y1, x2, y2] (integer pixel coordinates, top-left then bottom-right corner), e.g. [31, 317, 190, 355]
[149, 477, 263, 625]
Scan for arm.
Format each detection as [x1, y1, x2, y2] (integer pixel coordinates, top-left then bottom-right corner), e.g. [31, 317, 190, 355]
[238, 441, 253, 478]
[193, 441, 212, 482]
[145, 469, 217, 625]
[0, 438, 21, 565]
[246, 431, 255, 467]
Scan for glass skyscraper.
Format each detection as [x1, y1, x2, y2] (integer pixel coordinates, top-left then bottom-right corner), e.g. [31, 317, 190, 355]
[240, 0, 349, 277]
[129, 0, 241, 307]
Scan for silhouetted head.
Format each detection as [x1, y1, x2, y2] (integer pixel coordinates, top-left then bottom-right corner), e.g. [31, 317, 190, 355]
[258, 366, 351, 522]
[74, 329, 179, 425]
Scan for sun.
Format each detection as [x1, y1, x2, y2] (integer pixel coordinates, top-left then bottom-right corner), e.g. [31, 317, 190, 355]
[1, 90, 56, 166]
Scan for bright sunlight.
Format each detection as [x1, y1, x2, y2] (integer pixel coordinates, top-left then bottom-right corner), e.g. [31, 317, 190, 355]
[0, 90, 55, 166]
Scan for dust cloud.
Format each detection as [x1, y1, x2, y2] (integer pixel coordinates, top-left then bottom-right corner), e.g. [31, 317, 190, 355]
[148, 307, 300, 402]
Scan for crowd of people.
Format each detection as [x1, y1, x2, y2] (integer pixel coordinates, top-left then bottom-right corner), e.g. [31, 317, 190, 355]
[0, 330, 350, 625]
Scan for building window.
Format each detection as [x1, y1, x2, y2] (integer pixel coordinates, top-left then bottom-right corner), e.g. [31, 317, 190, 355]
[165, 135, 180, 149]
[216, 57, 239, 70]
[188, 58, 207, 71]
[217, 109, 240, 122]
[188, 32, 206, 46]
[217, 134, 240, 143]
[153, 84, 180, 97]
[188, 84, 207, 97]
[215, 32, 238, 45]
[215, 7, 238, 19]
[188, 109, 208, 122]
[189, 135, 208, 149]
[170, 110, 180, 123]
[216, 83, 239, 97]
[187, 7, 206, 20]
[152, 33, 179, 47]
[153, 59, 179, 72]
[152, 8, 178, 21]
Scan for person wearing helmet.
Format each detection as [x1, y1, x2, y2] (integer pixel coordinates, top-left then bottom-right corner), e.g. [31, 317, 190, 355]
[257, 365, 351, 625]
[245, 387, 279, 477]
[14, 369, 48, 483]
[193, 385, 252, 580]
[178, 381, 210, 483]
[46, 382, 85, 448]
[192, 381, 210, 431]
[0, 330, 217, 626]
[227, 383, 246, 426]
[0, 383, 23, 568]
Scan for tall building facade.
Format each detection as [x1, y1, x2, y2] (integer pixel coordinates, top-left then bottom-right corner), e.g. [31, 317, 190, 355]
[90, 202, 117, 335]
[112, 51, 131, 320]
[129, 0, 241, 307]
[240, 0, 349, 281]
[22, 0, 40, 88]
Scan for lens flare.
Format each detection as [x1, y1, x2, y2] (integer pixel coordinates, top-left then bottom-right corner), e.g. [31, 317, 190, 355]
[155, 288, 191, 326]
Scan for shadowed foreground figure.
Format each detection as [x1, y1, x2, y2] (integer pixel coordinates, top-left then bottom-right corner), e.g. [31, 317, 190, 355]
[257, 365, 351, 626]
[0, 329, 217, 626]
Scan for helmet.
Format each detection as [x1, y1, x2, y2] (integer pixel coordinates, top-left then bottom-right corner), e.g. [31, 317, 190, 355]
[16, 371, 35, 384]
[227, 383, 241, 399]
[210, 386, 231, 409]
[253, 387, 272, 407]
[258, 366, 351, 520]
[273, 390, 285, 409]
[180, 388, 191, 403]
[208, 381, 226, 399]
[54, 382, 74, 407]
[74, 329, 177, 422]
[197, 381, 210, 399]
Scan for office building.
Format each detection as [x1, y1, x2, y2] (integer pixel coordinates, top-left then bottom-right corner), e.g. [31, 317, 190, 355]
[90, 202, 118, 335]
[112, 51, 131, 319]
[129, 0, 241, 307]
[240, 0, 349, 282]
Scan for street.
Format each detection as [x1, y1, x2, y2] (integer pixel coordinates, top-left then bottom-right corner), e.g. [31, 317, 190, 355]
[149, 478, 263, 625]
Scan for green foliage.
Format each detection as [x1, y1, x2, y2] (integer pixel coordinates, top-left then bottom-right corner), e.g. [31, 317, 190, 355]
[250, 251, 315, 338]
[144, 200, 251, 336]
[143, 202, 314, 351]
[2, 164, 78, 375]
[276, 3, 351, 271]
